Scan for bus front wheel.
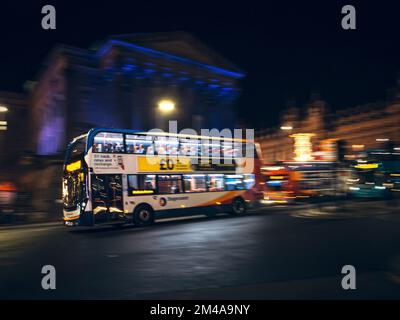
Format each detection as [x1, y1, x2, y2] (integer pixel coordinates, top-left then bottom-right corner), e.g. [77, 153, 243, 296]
[133, 204, 154, 227]
[230, 197, 246, 216]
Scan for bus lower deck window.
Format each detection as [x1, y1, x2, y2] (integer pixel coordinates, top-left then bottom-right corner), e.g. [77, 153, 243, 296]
[128, 174, 156, 195]
[157, 175, 183, 194]
[183, 174, 206, 192]
[207, 174, 224, 191]
[225, 174, 245, 190]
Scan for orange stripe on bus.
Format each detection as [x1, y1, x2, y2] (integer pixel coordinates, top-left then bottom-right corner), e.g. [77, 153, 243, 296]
[201, 190, 245, 206]
[63, 216, 80, 221]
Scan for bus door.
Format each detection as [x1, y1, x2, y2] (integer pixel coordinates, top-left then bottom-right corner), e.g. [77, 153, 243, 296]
[91, 174, 123, 222]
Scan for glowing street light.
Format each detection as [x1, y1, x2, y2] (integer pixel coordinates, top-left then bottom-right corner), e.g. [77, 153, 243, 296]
[0, 105, 8, 113]
[280, 125, 293, 130]
[158, 100, 175, 113]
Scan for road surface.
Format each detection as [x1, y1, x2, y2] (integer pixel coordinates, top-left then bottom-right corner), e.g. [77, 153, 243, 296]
[1, 202, 400, 299]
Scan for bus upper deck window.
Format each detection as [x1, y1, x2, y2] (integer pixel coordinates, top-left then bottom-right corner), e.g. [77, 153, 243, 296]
[233, 143, 243, 158]
[223, 142, 234, 158]
[154, 137, 179, 156]
[93, 132, 124, 153]
[244, 142, 255, 158]
[210, 142, 221, 157]
[126, 134, 153, 154]
[179, 139, 199, 157]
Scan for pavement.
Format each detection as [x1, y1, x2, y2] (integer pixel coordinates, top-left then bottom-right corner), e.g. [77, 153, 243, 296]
[1, 201, 400, 299]
[290, 199, 400, 220]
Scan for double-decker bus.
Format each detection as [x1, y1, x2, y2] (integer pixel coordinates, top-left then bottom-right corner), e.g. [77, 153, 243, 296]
[62, 128, 263, 227]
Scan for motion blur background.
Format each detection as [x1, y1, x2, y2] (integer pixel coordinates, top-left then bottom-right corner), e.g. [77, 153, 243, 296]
[1, 0, 400, 222]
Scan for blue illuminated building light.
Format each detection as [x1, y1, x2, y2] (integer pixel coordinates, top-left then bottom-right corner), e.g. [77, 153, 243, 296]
[144, 68, 156, 74]
[122, 64, 136, 71]
[97, 40, 245, 79]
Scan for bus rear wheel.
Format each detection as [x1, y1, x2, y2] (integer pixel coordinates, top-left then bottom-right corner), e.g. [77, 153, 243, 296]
[230, 197, 246, 215]
[133, 204, 154, 227]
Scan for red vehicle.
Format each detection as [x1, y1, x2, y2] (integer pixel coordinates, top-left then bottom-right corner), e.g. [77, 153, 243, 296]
[0, 181, 17, 214]
[260, 165, 297, 204]
[260, 161, 337, 204]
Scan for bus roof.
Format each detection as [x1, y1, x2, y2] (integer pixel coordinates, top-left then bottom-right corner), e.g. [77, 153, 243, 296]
[84, 127, 250, 145]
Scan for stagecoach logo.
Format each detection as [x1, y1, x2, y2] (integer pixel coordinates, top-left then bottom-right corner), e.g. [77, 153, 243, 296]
[167, 196, 189, 201]
[159, 197, 167, 206]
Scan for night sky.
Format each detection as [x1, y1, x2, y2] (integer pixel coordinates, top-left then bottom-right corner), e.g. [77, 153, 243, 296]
[2, 0, 400, 129]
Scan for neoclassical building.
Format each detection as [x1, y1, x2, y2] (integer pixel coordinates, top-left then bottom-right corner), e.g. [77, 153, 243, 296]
[257, 94, 400, 163]
[29, 32, 245, 156]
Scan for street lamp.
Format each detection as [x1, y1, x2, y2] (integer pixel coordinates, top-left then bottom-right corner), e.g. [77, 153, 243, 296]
[156, 99, 175, 130]
[0, 105, 8, 113]
[158, 99, 175, 113]
[280, 125, 293, 131]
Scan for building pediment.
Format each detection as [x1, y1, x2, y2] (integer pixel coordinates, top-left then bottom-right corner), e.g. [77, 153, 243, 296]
[96, 31, 245, 79]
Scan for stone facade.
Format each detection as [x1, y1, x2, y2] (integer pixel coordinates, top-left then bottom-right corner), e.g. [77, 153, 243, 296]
[256, 95, 400, 163]
[29, 32, 244, 156]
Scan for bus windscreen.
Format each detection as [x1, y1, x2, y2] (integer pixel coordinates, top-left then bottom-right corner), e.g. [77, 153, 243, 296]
[65, 136, 87, 163]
